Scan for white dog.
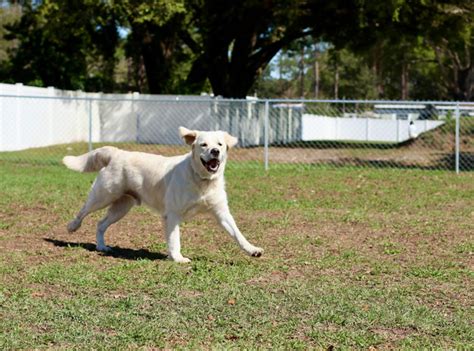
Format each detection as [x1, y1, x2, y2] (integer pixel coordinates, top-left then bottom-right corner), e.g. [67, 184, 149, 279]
[63, 127, 263, 263]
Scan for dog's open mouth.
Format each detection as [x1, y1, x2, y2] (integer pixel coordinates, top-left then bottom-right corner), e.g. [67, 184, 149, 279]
[201, 158, 220, 173]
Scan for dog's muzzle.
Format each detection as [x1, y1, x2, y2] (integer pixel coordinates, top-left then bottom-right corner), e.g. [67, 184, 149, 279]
[201, 157, 220, 173]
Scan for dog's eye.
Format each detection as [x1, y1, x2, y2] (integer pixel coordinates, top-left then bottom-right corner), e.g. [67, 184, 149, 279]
[200, 143, 207, 147]
[218, 142, 222, 146]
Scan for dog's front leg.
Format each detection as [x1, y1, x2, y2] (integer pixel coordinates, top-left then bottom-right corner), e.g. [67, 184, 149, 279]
[164, 212, 191, 263]
[213, 208, 263, 257]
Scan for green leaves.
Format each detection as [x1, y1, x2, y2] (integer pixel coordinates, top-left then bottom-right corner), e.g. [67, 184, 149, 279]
[1, 0, 472, 99]
[117, 0, 186, 26]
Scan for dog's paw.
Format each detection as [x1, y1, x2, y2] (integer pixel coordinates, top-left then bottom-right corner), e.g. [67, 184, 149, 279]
[168, 255, 191, 263]
[249, 247, 264, 258]
[67, 219, 81, 233]
[96, 245, 112, 253]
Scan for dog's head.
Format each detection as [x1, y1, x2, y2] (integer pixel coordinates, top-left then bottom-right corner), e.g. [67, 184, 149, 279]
[179, 126, 238, 180]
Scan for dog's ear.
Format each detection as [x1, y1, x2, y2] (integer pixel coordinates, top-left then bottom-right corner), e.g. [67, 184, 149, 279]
[224, 132, 238, 149]
[179, 126, 198, 145]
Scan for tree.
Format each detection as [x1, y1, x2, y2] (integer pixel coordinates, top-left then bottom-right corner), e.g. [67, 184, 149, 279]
[1, 0, 471, 99]
[253, 42, 378, 100]
[1, 0, 201, 94]
[342, 0, 473, 100]
[117, 0, 195, 94]
[0, 2, 21, 64]
[186, 0, 315, 98]
[188, 0, 469, 99]
[3, 0, 119, 91]
[425, 2, 473, 100]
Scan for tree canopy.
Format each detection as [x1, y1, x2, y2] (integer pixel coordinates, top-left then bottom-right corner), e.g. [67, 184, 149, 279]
[0, 0, 472, 100]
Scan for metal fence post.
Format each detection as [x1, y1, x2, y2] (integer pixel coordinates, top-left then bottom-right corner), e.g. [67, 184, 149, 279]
[455, 102, 460, 174]
[133, 92, 140, 143]
[47, 87, 54, 145]
[264, 100, 269, 171]
[15, 83, 22, 150]
[88, 98, 93, 152]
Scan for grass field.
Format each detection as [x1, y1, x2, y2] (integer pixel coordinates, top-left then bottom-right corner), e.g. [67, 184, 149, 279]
[0, 159, 473, 349]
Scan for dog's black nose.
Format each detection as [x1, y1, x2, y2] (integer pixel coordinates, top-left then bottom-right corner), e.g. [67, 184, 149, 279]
[210, 148, 220, 157]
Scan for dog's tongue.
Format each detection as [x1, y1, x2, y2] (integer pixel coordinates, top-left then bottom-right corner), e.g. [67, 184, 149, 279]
[208, 159, 219, 171]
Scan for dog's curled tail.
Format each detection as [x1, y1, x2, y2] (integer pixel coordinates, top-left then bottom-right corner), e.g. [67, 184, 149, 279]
[62, 146, 118, 172]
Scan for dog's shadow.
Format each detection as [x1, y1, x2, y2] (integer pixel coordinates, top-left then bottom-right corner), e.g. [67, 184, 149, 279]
[44, 238, 167, 261]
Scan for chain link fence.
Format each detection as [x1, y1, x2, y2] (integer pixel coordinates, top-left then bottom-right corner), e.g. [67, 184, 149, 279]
[0, 90, 473, 172]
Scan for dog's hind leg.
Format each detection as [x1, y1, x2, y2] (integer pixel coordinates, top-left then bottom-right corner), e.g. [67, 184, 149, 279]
[67, 179, 118, 233]
[96, 195, 136, 252]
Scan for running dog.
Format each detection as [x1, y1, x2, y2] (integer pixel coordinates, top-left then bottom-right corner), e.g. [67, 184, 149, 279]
[63, 127, 263, 263]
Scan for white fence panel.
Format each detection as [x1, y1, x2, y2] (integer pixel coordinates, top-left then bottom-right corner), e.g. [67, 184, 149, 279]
[301, 115, 337, 140]
[302, 114, 445, 143]
[98, 94, 136, 143]
[368, 119, 399, 142]
[135, 99, 212, 145]
[337, 117, 367, 141]
[0, 84, 94, 151]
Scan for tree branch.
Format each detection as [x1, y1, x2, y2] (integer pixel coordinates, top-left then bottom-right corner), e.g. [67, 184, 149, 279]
[178, 29, 201, 54]
[248, 29, 311, 74]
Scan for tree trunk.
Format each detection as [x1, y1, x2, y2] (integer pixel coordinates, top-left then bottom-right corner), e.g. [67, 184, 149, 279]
[461, 65, 473, 101]
[314, 56, 319, 99]
[206, 44, 231, 97]
[206, 34, 296, 98]
[141, 34, 174, 93]
[130, 19, 181, 94]
[401, 62, 409, 100]
[185, 55, 209, 94]
[431, 42, 472, 101]
[299, 44, 305, 98]
[372, 42, 384, 98]
[334, 65, 339, 99]
[279, 53, 283, 80]
[455, 60, 473, 101]
[200, 2, 307, 98]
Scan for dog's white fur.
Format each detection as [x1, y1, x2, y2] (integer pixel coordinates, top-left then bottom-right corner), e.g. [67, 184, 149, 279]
[63, 127, 263, 263]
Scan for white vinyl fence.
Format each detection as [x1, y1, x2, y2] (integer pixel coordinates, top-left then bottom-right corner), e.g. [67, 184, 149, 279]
[0, 84, 92, 151]
[0, 83, 214, 151]
[302, 115, 445, 143]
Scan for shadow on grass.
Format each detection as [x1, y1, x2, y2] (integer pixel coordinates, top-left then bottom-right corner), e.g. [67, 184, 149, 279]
[44, 238, 167, 261]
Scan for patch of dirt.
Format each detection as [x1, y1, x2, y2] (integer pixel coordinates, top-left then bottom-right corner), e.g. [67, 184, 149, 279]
[0, 203, 169, 267]
[371, 326, 417, 341]
[232, 146, 457, 170]
[246, 269, 306, 286]
[179, 290, 204, 298]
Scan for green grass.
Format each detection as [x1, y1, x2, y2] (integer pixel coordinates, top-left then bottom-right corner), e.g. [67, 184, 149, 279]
[0, 159, 473, 349]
